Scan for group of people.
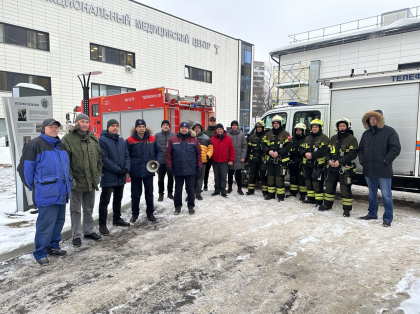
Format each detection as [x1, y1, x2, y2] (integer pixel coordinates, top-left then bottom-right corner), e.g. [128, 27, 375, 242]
[17, 109, 400, 266]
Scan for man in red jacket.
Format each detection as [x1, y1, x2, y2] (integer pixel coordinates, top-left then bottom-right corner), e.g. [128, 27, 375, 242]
[210, 123, 235, 197]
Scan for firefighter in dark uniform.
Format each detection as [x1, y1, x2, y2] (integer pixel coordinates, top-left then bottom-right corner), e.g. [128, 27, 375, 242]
[245, 120, 268, 196]
[299, 119, 330, 207]
[319, 118, 358, 216]
[288, 123, 307, 201]
[262, 115, 292, 201]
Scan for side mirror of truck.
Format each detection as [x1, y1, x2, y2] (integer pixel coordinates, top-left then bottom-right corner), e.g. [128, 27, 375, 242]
[66, 113, 70, 121]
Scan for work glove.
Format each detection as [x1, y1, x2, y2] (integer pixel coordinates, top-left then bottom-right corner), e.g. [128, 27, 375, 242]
[197, 168, 203, 177]
[167, 168, 173, 177]
[70, 178, 76, 189]
[117, 168, 129, 177]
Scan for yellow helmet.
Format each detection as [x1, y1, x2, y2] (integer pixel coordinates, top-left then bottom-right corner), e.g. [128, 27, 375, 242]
[336, 117, 351, 130]
[271, 115, 283, 126]
[310, 119, 323, 130]
[255, 120, 265, 128]
[294, 122, 306, 131]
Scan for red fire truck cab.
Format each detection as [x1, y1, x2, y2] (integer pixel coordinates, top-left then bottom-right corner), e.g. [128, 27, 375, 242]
[72, 87, 215, 139]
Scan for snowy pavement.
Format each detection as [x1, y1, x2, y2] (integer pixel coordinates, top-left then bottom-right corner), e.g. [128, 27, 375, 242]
[1, 143, 420, 312]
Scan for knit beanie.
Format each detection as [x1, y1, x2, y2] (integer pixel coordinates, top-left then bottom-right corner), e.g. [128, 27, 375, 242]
[135, 119, 146, 128]
[75, 113, 90, 122]
[216, 123, 224, 130]
[231, 120, 239, 126]
[179, 121, 189, 130]
[107, 119, 119, 129]
[161, 119, 170, 127]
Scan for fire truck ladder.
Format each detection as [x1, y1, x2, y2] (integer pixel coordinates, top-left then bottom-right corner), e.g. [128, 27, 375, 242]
[271, 62, 309, 107]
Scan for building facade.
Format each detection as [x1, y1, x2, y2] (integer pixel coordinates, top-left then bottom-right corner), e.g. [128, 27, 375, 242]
[252, 60, 265, 118]
[269, 8, 420, 107]
[0, 0, 254, 130]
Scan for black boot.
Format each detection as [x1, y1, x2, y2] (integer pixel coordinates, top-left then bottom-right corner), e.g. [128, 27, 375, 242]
[343, 210, 350, 217]
[113, 218, 130, 227]
[262, 191, 268, 197]
[226, 185, 233, 194]
[174, 206, 181, 215]
[302, 198, 315, 204]
[299, 194, 306, 202]
[264, 193, 275, 200]
[277, 195, 285, 202]
[318, 204, 332, 211]
[188, 205, 195, 215]
[167, 193, 174, 200]
[246, 190, 254, 195]
[99, 224, 110, 236]
[158, 193, 164, 202]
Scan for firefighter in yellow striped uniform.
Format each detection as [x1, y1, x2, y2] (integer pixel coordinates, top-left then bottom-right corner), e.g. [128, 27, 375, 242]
[288, 123, 307, 201]
[299, 119, 330, 207]
[319, 118, 358, 216]
[245, 120, 268, 196]
[262, 115, 292, 201]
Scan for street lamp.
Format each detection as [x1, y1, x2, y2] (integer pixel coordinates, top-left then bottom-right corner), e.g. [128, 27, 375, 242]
[77, 71, 102, 116]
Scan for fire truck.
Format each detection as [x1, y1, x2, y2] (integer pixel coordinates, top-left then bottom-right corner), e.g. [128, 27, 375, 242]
[67, 87, 215, 139]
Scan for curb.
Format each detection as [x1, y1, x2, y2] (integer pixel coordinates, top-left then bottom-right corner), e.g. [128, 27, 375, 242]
[0, 202, 132, 263]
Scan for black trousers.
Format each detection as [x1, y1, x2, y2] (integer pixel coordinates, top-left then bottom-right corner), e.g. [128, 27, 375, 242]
[213, 161, 228, 193]
[324, 171, 353, 210]
[247, 161, 268, 193]
[131, 176, 154, 215]
[158, 163, 174, 194]
[304, 167, 325, 204]
[289, 166, 306, 196]
[203, 158, 213, 187]
[98, 185, 125, 225]
[228, 169, 242, 187]
[174, 175, 196, 207]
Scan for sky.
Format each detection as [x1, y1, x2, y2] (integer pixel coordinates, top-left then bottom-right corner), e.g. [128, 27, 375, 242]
[137, 0, 420, 62]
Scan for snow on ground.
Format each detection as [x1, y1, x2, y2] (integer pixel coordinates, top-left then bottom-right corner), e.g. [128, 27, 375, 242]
[1, 142, 420, 312]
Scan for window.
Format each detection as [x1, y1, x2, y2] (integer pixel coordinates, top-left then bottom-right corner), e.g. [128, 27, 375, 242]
[92, 104, 99, 117]
[293, 111, 321, 134]
[184, 66, 212, 83]
[0, 71, 51, 94]
[398, 62, 420, 70]
[91, 83, 135, 97]
[90, 43, 135, 68]
[0, 23, 49, 50]
[264, 112, 288, 131]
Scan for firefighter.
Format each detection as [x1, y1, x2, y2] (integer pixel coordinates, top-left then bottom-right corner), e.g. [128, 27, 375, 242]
[262, 115, 292, 201]
[245, 120, 268, 196]
[299, 119, 330, 207]
[319, 118, 358, 216]
[288, 123, 307, 201]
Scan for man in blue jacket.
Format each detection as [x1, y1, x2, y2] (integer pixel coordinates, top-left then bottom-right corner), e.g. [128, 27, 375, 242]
[166, 122, 203, 214]
[126, 119, 162, 222]
[98, 119, 131, 236]
[18, 118, 72, 266]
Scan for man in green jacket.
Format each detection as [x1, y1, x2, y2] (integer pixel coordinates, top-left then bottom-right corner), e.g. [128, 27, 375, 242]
[62, 113, 103, 247]
[203, 116, 217, 191]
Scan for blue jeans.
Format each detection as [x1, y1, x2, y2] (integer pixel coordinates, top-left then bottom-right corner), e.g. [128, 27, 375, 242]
[33, 204, 66, 260]
[365, 177, 393, 222]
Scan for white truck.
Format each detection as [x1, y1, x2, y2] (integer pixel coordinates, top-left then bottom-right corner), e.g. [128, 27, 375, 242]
[254, 69, 420, 191]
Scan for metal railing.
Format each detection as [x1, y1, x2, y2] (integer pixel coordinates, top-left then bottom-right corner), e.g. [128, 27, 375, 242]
[288, 6, 420, 44]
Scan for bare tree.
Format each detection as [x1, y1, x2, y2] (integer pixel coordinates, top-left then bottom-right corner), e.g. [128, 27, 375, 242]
[252, 61, 275, 118]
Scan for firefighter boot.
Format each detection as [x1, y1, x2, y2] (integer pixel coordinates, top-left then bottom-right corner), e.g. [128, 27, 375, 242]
[299, 194, 306, 202]
[158, 193, 164, 202]
[227, 184, 233, 194]
[246, 189, 254, 195]
[237, 187, 244, 195]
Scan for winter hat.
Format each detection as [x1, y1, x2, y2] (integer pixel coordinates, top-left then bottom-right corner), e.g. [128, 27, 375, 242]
[135, 119, 146, 128]
[209, 116, 216, 121]
[374, 110, 383, 115]
[75, 113, 90, 123]
[161, 119, 170, 127]
[179, 121, 189, 130]
[216, 123, 224, 130]
[107, 119, 119, 129]
[41, 118, 61, 134]
[231, 120, 239, 126]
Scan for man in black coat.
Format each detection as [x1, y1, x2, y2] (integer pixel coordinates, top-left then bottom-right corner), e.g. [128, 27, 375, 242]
[358, 110, 401, 227]
[98, 119, 131, 235]
[155, 120, 176, 202]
